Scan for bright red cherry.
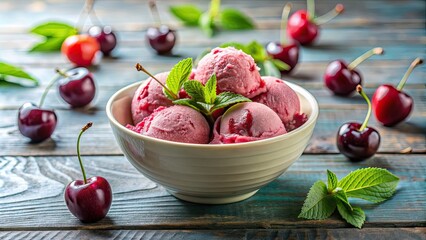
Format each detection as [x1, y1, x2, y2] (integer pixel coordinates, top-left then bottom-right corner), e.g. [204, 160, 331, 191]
[88, 25, 117, 56]
[287, 1, 344, 45]
[372, 58, 423, 126]
[64, 122, 112, 223]
[266, 3, 299, 74]
[146, 0, 176, 55]
[61, 34, 101, 67]
[325, 47, 384, 96]
[57, 68, 96, 108]
[337, 85, 380, 161]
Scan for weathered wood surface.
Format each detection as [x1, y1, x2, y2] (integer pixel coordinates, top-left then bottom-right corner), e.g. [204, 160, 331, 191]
[0, 0, 424, 238]
[0, 155, 424, 230]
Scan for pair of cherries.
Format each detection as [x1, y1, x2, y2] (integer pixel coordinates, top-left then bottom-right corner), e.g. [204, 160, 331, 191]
[335, 58, 423, 161]
[266, 1, 344, 74]
[18, 68, 96, 143]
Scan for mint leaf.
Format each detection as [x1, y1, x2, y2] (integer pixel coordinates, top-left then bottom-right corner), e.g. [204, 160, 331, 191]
[270, 59, 290, 71]
[199, 12, 215, 37]
[245, 41, 267, 62]
[204, 74, 217, 104]
[219, 8, 254, 30]
[0, 62, 38, 86]
[173, 99, 207, 113]
[183, 80, 205, 102]
[30, 22, 77, 37]
[170, 5, 203, 26]
[263, 60, 281, 78]
[165, 58, 193, 100]
[327, 170, 338, 192]
[334, 189, 352, 210]
[29, 36, 68, 52]
[219, 42, 247, 52]
[338, 168, 399, 203]
[337, 201, 365, 228]
[211, 92, 251, 112]
[298, 181, 337, 220]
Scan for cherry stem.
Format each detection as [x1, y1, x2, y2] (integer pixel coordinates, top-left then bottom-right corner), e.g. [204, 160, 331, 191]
[315, 4, 344, 25]
[209, 0, 221, 18]
[348, 47, 384, 70]
[75, 0, 98, 31]
[397, 58, 423, 91]
[307, 0, 315, 20]
[149, 0, 162, 27]
[77, 122, 92, 184]
[356, 85, 371, 132]
[38, 70, 62, 108]
[55, 69, 70, 78]
[135, 63, 178, 100]
[280, 3, 292, 45]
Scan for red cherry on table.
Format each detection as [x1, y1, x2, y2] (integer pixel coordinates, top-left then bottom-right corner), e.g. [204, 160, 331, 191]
[88, 25, 117, 56]
[146, 0, 176, 55]
[337, 85, 380, 161]
[61, 34, 101, 67]
[324, 47, 384, 96]
[64, 122, 112, 223]
[266, 3, 299, 74]
[57, 68, 96, 108]
[287, 1, 344, 45]
[372, 58, 423, 126]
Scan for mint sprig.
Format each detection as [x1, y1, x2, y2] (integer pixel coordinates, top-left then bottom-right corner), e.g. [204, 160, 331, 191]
[299, 168, 399, 228]
[29, 22, 77, 52]
[0, 62, 38, 87]
[164, 58, 193, 100]
[169, 0, 254, 37]
[218, 41, 289, 78]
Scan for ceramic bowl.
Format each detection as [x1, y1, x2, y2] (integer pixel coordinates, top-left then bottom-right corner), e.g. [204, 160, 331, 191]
[106, 81, 318, 204]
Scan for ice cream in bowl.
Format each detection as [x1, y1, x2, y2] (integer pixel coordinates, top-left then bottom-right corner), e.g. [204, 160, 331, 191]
[106, 47, 319, 204]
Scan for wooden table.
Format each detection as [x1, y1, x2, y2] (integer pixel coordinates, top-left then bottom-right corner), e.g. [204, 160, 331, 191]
[0, 0, 425, 239]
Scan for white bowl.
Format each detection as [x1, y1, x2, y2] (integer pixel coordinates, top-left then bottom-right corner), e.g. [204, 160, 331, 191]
[106, 81, 319, 204]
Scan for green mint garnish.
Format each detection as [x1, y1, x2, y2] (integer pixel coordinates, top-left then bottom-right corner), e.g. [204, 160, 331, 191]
[217, 41, 289, 78]
[299, 168, 399, 228]
[164, 58, 193, 100]
[0, 62, 38, 87]
[169, 0, 254, 37]
[28, 22, 77, 52]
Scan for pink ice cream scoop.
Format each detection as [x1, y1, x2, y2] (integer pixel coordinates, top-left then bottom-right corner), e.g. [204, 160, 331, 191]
[131, 72, 172, 125]
[211, 102, 286, 144]
[194, 47, 266, 98]
[252, 76, 307, 131]
[127, 105, 210, 144]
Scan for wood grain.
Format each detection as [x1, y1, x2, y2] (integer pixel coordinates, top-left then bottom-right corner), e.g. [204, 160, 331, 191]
[0, 155, 424, 230]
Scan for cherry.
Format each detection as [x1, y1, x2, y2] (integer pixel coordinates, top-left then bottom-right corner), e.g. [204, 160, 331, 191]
[61, 34, 101, 67]
[324, 47, 384, 96]
[17, 73, 60, 143]
[372, 58, 423, 126]
[337, 85, 380, 161]
[287, 0, 344, 45]
[57, 68, 96, 108]
[146, 0, 176, 55]
[88, 25, 117, 56]
[64, 122, 112, 223]
[266, 3, 299, 74]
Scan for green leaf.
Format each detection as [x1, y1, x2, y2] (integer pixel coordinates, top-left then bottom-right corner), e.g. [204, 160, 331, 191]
[263, 60, 281, 78]
[327, 170, 338, 192]
[336, 201, 365, 229]
[199, 12, 215, 37]
[334, 189, 352, 211]
[298, 180, 337, 220]
[204, 74, 217, 104]
[211, 92, 251, 112]
[257, 62, 266, 76]
[29, 36, 68, 52]
[338, 168, 399, 203]
[170, 5, 203, 26]
[0, 62, 38, 86]
[245, 41, 267, 62]
[166, 58, 193, 100]
[219, 8, 254, 30]
[173, 98, 208, 114]
[270, 59, 290, 71]
[30, 22, 77, 37]
[219, 42, 247, 52]
[183, 80, 205, 102]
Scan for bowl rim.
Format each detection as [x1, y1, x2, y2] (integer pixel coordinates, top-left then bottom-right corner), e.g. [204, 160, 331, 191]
[106, 80, 319, 149]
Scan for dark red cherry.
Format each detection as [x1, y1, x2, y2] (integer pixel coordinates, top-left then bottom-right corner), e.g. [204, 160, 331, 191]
[337, 85, 380, 161]
[372, 58, 423, 126]
[18, 102, 57, 143]
[57, 68, 96, 108]
[325, 47, 384, 96]
[146, 25, 176, 55]
[88, 25, 117, 55]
